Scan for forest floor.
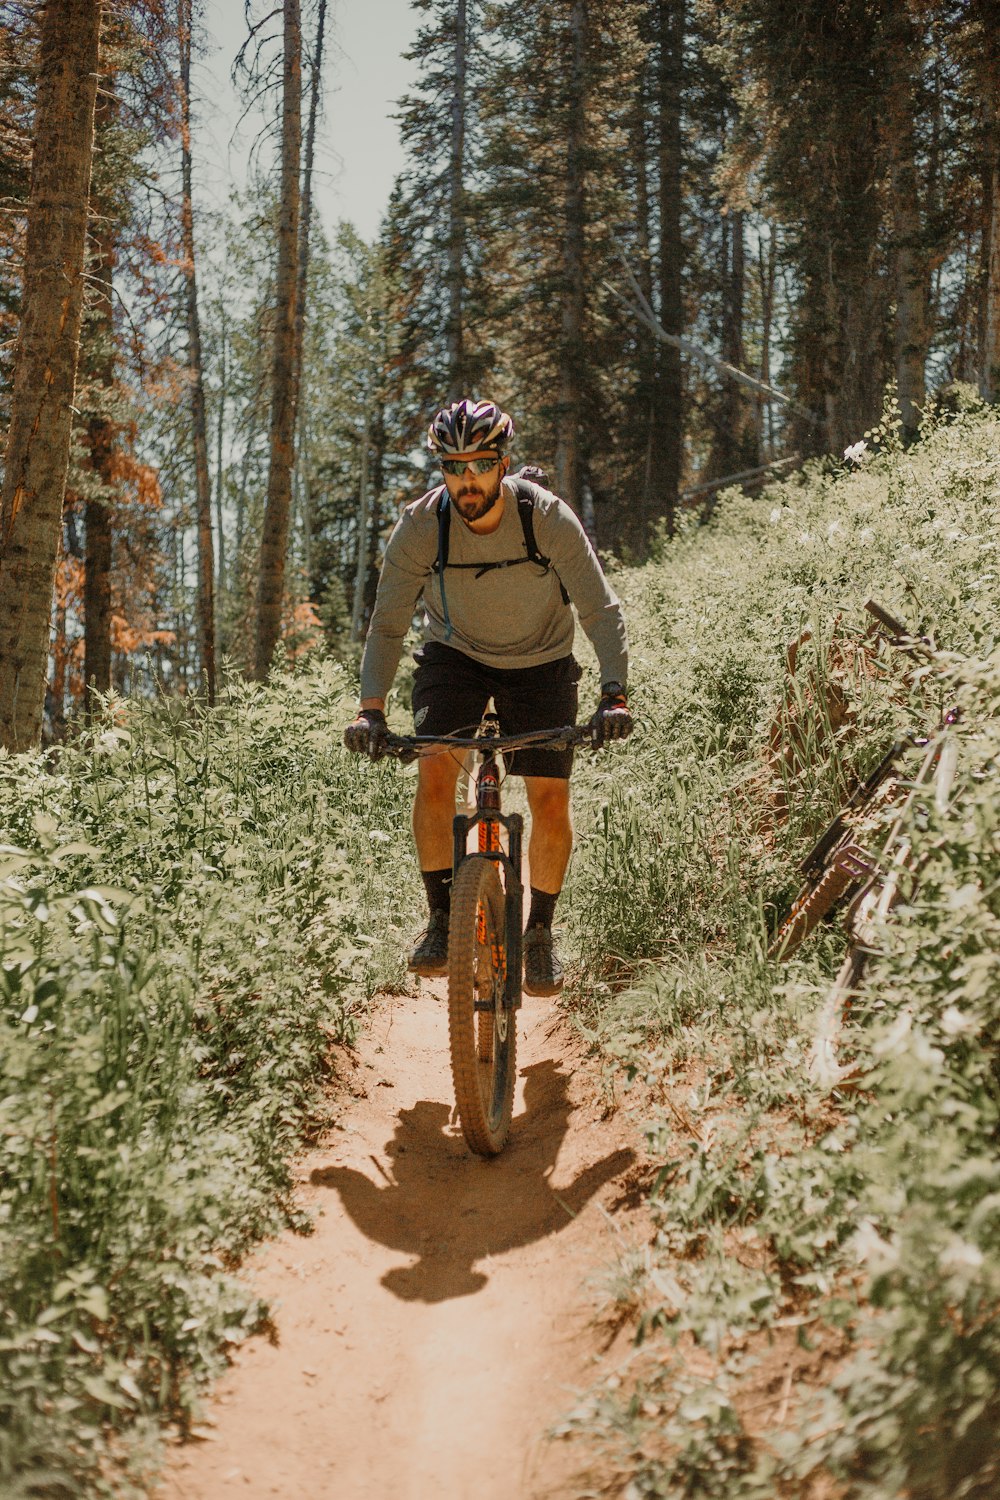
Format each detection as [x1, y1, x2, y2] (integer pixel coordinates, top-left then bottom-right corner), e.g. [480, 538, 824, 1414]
[157, 985, 648, 1500]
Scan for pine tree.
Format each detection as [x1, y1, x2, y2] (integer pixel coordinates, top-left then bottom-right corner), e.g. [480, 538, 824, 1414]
[385, 0, 484, 449]
[720, 0, 892, 454]
[178, 0, 217, 700]
[477, 0, 646, 536]
[0, 0, 104, 751]
[254, 0, 302, 679]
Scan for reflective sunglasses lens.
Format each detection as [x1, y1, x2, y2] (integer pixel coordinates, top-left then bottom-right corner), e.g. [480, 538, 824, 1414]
[441, 457, 498, 475]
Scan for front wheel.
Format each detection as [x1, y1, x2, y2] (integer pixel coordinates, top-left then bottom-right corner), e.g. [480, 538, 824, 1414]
[448, 856, 516, 1156]
[768, 860, 856, 960]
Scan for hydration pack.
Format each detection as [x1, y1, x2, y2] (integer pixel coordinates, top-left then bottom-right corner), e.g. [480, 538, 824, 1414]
[431, 476, 569, 604]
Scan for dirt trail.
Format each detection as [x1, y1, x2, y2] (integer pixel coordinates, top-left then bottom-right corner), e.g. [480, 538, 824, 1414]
[159, 986, 642, 1500]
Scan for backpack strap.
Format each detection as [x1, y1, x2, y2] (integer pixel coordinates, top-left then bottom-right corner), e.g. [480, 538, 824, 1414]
[431, 479, 569, 607]
[431, 488, 453, 639]
[513, 480, 570, 605]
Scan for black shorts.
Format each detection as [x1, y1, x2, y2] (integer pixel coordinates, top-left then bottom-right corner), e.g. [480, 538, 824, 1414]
[411, 642, 582, 779]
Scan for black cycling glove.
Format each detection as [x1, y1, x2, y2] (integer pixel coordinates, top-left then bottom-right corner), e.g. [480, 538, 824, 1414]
[589, 683, 633, 748]
[344, 708, 389, 761]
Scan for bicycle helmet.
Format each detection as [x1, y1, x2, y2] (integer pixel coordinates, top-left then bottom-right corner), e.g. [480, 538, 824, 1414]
[427, 398, 515, 456]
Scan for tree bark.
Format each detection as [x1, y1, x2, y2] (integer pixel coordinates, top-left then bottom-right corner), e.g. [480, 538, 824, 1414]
[179, 0, 216, 701]
[362, 398, 385, 626]
[349, 405, 371, 640]
[0, 0, 103, 751]
[292, 0, 326, 422]
[653, 0, 683, 539]
[886, 7, 928, 442]
[980, 94, 1000, 401]
[215, 303, 227, 596]
[707, 207, 754, 493]
[445, 0, 467, 399]
[630, 63, 657, 537]
[83, 84, 117, 715]
[254, 0, 302, 680]
[554, 0, 587, 513]
[756, 224, 776, 459]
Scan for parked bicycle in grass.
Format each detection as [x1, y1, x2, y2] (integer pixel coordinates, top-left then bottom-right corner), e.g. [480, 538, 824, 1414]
[769, 599, 958, 964]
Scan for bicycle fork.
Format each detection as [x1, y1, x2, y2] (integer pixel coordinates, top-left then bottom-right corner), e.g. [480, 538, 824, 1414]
[452, 756, 524, 1011]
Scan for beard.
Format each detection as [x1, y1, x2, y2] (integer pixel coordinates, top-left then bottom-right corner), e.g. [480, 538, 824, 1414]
[454, 469, 504, 522]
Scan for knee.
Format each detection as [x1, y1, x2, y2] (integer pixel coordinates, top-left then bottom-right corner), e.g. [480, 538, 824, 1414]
[417, 756, 460, 807]
[527, 780, 571, 827]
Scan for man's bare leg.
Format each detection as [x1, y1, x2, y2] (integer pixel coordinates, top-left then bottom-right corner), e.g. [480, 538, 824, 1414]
[408, 753, 464, 974]
[521, 776, 572, 995]
[413, 752, 463, 869]
[524, 776, 573, 893]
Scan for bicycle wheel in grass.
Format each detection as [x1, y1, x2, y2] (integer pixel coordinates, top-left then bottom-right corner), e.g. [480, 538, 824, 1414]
[448, 856, 516, 1156]
[768, 860, 857, 960]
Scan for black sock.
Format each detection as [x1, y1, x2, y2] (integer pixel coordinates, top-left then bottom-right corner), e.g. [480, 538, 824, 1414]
[527, 887, 558, 930]
[422, 867, 452, 915]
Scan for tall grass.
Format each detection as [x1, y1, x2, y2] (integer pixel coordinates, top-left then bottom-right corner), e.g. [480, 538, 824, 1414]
[0, 659, 418, 1495]
[562, 396, 1000, 1498]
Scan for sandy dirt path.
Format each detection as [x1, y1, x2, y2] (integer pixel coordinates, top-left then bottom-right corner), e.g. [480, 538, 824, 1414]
[159, 987, 642, 1500]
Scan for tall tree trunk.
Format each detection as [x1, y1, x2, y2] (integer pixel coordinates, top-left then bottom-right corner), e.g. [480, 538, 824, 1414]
[254, 0, 302, 680]
[179, 0, 216, 702]
[215, 304, 227, 597]
[362, 399, 386, 625]
[0, 0, 103, 752]
[83, 82, 117, 714]
[708, 207, 753, 489]
[886, 8, 928, 442]
[891, 148, 928, 440]
[653, 0, 683, 539]
[445, 0, 467, 398]
[755, 225, 776, 459]
[631, 64, 657, 539]
[292, 0, 326, 421]
[554, 0, 587, 514]
[349, 406, 371, 640]
[980, 95, 1000, 401]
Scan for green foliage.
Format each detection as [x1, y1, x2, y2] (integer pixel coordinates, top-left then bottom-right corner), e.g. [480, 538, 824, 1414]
[564, 407, 1000, 1496]
[0, 659, 418, 1493]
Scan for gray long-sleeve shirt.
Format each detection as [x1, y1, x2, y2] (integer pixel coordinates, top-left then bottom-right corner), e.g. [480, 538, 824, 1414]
[359, 479, 628, 701]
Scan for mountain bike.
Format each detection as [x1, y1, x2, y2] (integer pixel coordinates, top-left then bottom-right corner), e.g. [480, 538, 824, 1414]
[769, 600, 956, 962]
[383, 718, 593, 1157]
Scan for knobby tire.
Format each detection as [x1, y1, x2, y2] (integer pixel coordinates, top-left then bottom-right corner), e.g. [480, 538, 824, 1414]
[448, 857, 516, 1156]
[768, 860, 857, 960]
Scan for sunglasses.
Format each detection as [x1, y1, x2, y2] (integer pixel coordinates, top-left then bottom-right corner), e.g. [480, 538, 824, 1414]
[440, 456, 501, 476]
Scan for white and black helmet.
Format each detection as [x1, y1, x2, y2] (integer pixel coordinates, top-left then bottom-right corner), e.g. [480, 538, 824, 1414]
[427, 398, 515, 456]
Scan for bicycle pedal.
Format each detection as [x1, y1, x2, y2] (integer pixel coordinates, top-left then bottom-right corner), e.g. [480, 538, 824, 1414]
[834, 844, 876, 880]
[474, 999, 496, 1012]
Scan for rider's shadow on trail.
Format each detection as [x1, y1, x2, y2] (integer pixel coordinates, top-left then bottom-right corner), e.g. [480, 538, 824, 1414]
[310, 1059, 635, 1304]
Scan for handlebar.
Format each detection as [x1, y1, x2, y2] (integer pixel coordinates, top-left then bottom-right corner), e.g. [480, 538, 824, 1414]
[864, 598, 933, 657]
[382, 724, 594, 765]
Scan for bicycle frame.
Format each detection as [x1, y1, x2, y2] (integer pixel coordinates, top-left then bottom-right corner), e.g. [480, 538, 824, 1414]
[450, 714, 525, 1011]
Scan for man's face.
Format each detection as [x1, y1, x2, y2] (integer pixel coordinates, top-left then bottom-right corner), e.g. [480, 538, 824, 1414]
[440, 450, 509, 523]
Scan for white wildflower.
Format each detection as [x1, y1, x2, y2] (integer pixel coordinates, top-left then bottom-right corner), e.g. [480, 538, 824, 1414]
[769, 507, 782, 524]
[940, 1238, 984, 1272]
[844, 440, 869, 464]
[940, 1005, 976, 1038]
[851, 1217, 898, 1270]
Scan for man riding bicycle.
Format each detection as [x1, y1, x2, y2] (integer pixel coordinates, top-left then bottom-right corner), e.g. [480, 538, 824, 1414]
[344, 398, 631, 995]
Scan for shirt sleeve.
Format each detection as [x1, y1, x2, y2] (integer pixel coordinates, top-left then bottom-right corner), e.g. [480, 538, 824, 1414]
[358, 513, 433, 701]
[540, 500, 629, 687]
